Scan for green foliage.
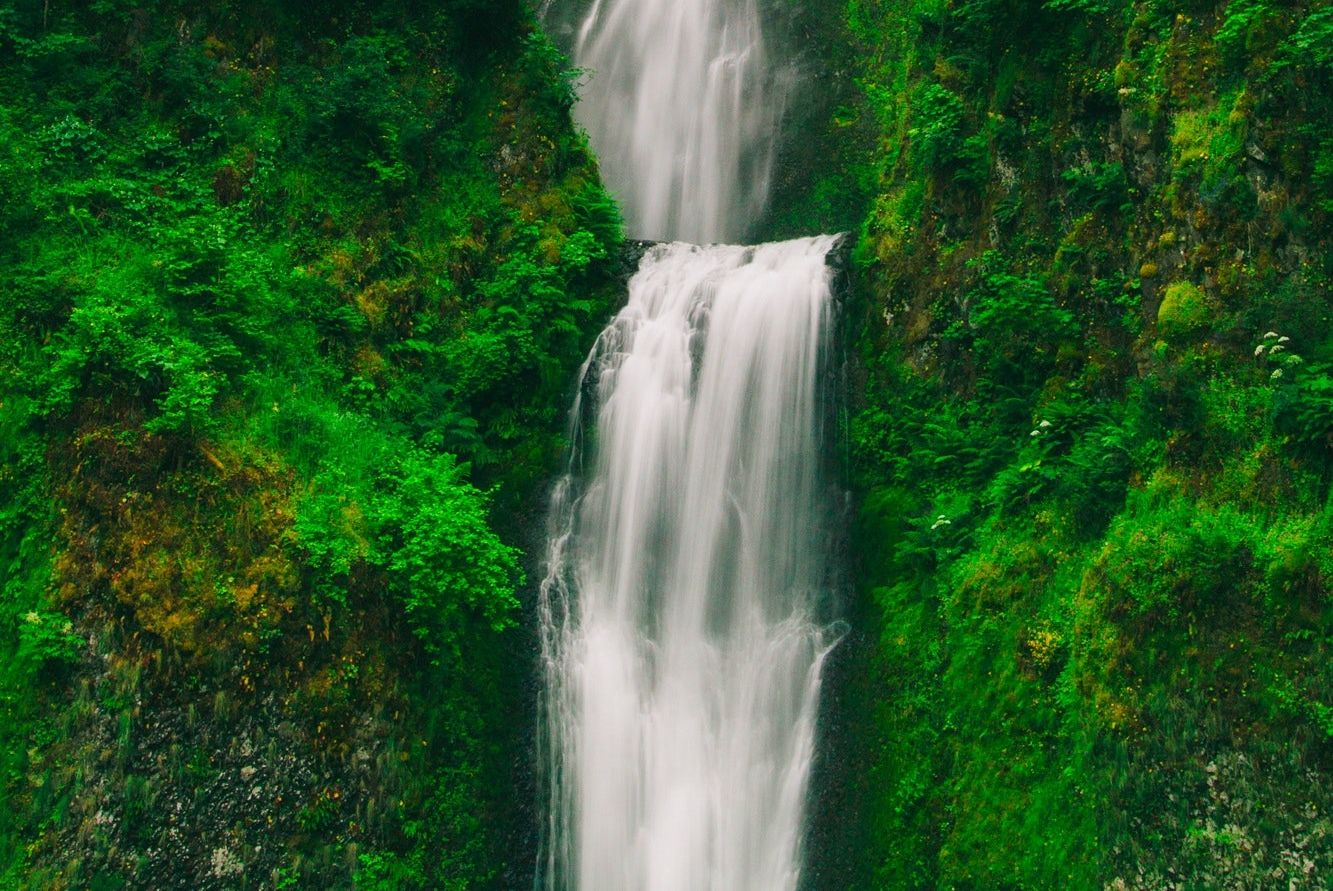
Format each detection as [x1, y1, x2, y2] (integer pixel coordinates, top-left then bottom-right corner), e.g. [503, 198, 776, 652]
[1061, 161, 1130, 213]
[1044, 0, 1115, 13]
[296, 793, 340, 833]
[1279, 5, 1333, 72]
[289, 408, 522, 651]
[908, 82, 966, 170]
[988, 404, 1136, 531]
[1170, 91, 1252, 214]
[1215, 0, 1275, 64]
[1095, 496, 1253, 620]
[951, 253, 1077, 395]
[356, 850, 426, 890]
[0, 0, 620, 885]
[371, 451, 521, 644]
[1313, 137, 1333, 214]
[836, 0, 1333, 886]
[1275, 361, 1333, 458]
[15, 611, 84, 672]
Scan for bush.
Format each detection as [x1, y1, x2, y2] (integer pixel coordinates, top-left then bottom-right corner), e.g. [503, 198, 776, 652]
[1061, 161, 1130, 213]
[952, 252, 1078, 396]
[1313, 139, 1333, 215]
[16, 610, 84, 671]
[986, 401, 1134, 533]
[1215, 0, 1278, 67]
[1043, 0, 1115, 14]
[1274, 362, 1333, 460]
[1278, 6, 1333, 73]
[909, 82, 966, 171]
[371, 450, 521, 649]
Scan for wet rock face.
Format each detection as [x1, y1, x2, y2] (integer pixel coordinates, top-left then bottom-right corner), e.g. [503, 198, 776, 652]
[1106, 751, 1333, 890]
[43, 645, 398, 890]
[119, 698, 326, 889]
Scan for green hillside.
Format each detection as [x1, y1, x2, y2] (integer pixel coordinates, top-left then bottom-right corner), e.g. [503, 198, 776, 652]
[0, 2, 620, 886]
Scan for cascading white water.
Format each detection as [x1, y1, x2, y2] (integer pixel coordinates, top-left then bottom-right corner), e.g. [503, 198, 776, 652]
[556, 0, 790, 242]
[538, 236, 842, 891]
[537, 0, 839, 885]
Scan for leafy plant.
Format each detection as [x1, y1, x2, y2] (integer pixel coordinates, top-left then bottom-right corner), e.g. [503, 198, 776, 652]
[1274, 361, 1333, 459]
[908, 82, 966, 170]
[1061, 161, 1130, 213]
[15, 610, 83, 671]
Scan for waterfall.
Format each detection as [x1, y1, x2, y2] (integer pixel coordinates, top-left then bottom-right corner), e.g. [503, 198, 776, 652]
[555, 0, 791, 243]
[538, 0, 840, 887]
[538, 238, 842, 891]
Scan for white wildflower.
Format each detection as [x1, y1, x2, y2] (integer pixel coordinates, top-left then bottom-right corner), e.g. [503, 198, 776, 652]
[1270, 344, 1285, 354]
[1030, 430, 1039, 437]
[931, 515, 951, 530]
[1255, 344, 1266, 357]
[1271, 369, 1284, 380]
[1279, 335, 1290, 343]
[1264, 331, 1279, 340]
[1039, 420, 1051, 428]
[23, 611, 40, 624]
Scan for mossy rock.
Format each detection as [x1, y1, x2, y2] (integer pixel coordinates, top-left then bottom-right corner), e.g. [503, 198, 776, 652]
[1157, 281, 1217, 338]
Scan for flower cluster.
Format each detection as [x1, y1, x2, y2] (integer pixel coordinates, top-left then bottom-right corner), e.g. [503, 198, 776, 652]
[1255, 331, 1304, 381]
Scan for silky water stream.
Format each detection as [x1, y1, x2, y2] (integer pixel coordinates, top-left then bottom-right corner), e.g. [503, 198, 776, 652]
[537, 2, 843, 889]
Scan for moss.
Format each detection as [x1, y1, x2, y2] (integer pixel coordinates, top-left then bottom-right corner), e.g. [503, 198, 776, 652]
[1157, 281, 1218, 338]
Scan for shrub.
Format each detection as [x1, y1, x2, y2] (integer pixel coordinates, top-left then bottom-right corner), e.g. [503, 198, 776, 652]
[1061, 161, 1130, 213]
[1043, 0, 1115, 14]
[16, 610, 84, 671]
[1215, 0, 1277, 66]
[951, 252, 1078, 397]
[1313, 139, 1333, 215]
[293, 427, 521, 660]
[909, 82, 966, 171]
[1278, 6, 1333, 73]
[370, 450, 522, 649]
[1274, 362, 1333, 460]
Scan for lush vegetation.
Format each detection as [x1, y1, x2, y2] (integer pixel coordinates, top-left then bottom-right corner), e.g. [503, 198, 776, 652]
[807, 0, 1333, 887]
[0, 1, 620, 887]
[4, 0, 1332, 887]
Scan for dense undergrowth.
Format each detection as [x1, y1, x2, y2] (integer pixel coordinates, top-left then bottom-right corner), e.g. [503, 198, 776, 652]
[811, 0, 1333, 887]
[0, 1, 621, 887]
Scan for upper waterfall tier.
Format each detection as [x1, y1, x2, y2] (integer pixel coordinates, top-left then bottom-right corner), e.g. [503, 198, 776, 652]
[560, 0, 790, 243]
